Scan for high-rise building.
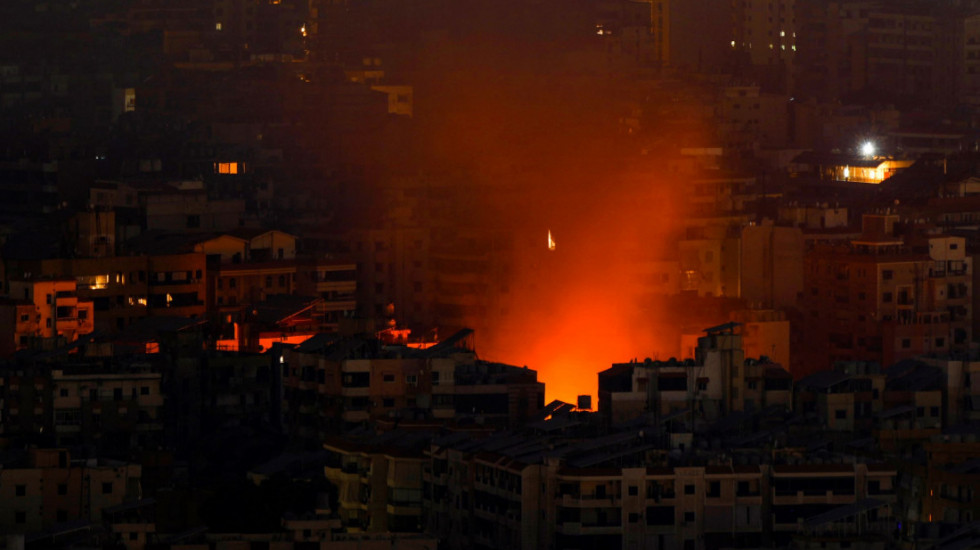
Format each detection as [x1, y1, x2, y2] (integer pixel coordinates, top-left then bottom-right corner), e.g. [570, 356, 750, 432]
[731, 0, 797, 92]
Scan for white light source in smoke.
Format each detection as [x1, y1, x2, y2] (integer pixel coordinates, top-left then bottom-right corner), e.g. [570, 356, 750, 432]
[861, 141, 876, 158]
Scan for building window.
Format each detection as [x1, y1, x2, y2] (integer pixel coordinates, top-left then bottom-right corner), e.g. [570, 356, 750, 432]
[684, 511, 695, 522]
[628, 485, 638, 496]
[58, 483, 67, 495]
[383, 374, 395, 383]
[901, 339, 911, 349]
[114, 388, 123, 401]
[60, 388, 69, 397]
[14, 511, 25, 524]
[187, 215, 200, 228]
[141, 386, 150, 395]
[15, 485, 25, 497]
[383, 398, 395, 407]
[930, 406, 940, 417]
[882, 269, 893, 280]
[102, 482, 112, 494]
[835, 409, 847, 419]
[57, 509, 68, 522]
[629, 512, 640, 523]
[684, 484, 695, 495]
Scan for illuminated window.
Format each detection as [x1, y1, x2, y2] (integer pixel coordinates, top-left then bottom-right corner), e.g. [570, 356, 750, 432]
[215, 162, 240, 174]
[215, 22, 222, 31]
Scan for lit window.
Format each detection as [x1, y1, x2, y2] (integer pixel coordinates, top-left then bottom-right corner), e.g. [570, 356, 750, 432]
[215, 22, 222, 31]
[215, 162, 239, 174]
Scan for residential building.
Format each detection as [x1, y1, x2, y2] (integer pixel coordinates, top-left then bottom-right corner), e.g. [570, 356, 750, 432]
[798, 215, 972, 376]
[3, 277, 94, 351]
[280, 329, 544, 442]
[323, 433, 429, 533]
[0, 448, 141, 534]
[600, 323, 792, 427]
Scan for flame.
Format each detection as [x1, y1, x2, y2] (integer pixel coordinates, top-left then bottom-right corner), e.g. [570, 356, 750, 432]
[547, 229, 556, 251]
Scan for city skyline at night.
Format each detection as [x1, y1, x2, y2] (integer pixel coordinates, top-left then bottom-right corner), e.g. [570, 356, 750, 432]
[0, 0, 979, 548]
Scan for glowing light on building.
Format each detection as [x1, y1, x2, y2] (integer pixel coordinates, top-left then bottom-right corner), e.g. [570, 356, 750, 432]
[547, 230, 556, 251]
[861, 141, 876, 158]
[300, 25, 307, 37]
[85, 274, 110, 290]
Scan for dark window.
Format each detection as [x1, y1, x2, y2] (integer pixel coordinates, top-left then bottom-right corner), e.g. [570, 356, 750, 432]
[114, 388, 123, 401]
[628, 485, 638, 496]
[383, 398, 394, 407]
[628, 512, 639, 523]
[684, 484, 695, 495]
[57, 483, 67, 495]
[707, 481, 721, 497]
[835, 409, 847, 419]
[102, 482, 112, 494]
[684, 511, 695, 522]
[14, 511, 25, 524]
[15, 485, 25, 496]
[57, 509, 68, 522]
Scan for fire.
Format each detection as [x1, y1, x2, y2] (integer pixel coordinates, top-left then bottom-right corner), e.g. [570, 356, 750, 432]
[477, 174, 690, 405]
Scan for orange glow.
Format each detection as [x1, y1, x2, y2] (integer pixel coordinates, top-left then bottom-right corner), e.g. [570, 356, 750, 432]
[403, 27, 708, 405]
[477, 167, 691, 405]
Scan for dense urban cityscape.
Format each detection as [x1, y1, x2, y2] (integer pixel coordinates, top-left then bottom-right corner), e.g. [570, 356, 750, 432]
[0, 0, 979, 548]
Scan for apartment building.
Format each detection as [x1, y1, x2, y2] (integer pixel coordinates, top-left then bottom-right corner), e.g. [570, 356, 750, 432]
[323, 433, 429, 533]
[0, 448, 141, 534]
[599, 323, 792, 426]
[280, 329, 544, 442]
[799, 214, 972, 375]
[2, 277, 95, 351]
[422, 423, 897, 550]
[0, 358, 165, 452]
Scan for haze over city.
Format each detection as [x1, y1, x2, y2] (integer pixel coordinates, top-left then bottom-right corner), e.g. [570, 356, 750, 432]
[0, 0, 979, 549]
